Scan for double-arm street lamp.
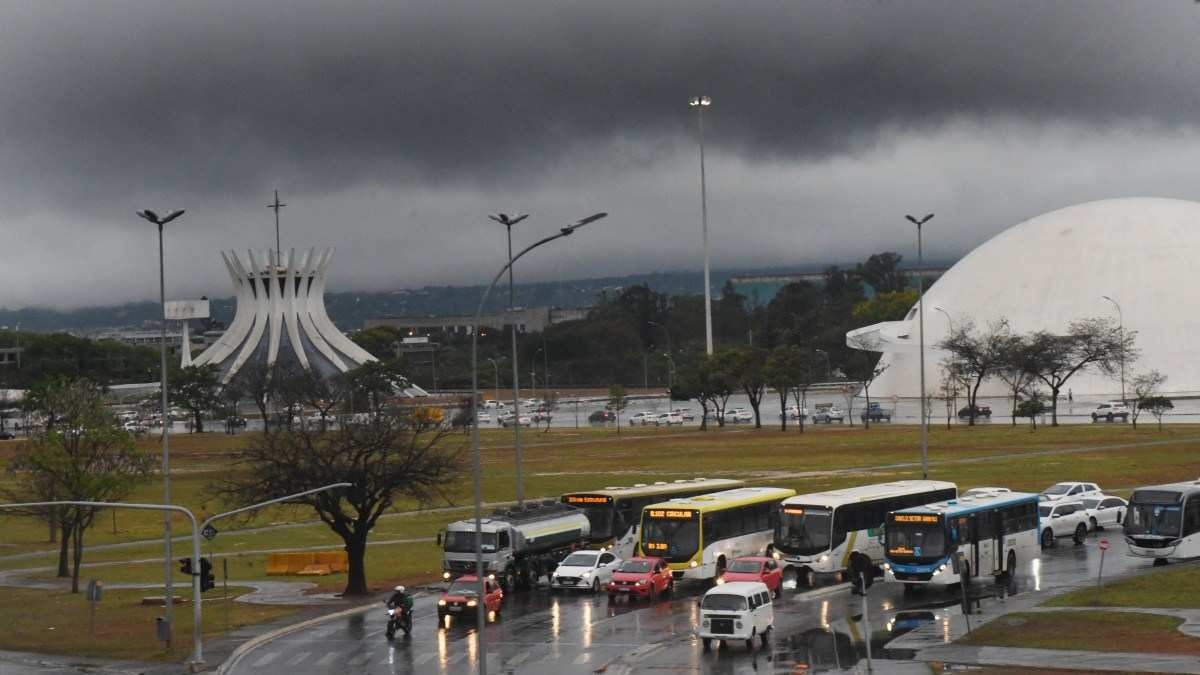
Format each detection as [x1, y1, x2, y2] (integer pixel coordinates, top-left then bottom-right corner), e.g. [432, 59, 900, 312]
[1101, 295, 1126, 401]
[488, 213, 529, 505]
[136, 207, 185, 645]
[470, 212, 606, 674]
[689, 95, 714, 355]
[906, 213, 934, 480]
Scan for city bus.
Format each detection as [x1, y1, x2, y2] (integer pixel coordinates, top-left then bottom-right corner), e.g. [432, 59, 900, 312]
[773, 481, 957, 589]
[882, 491, 1040, 588]
[640, 487, 797, 581]
[561, 478, 743, 558]
[1124, 481, 1200, 563]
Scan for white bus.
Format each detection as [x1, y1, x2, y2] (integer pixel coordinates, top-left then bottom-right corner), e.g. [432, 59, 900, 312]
[561, 478, 744, 558]
[640, 487, 797, 581]
[773, 480, 957, 589]
[882, 491, 1040, 587]
[1124, 481, 1200, 564]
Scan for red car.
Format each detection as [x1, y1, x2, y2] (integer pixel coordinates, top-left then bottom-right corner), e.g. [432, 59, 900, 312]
[437, 575, 503, 625]
[607, 556, 673, 601]
[717, 556, 783, 597]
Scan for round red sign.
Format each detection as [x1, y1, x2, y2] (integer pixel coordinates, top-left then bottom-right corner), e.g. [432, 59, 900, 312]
[1099, 539, 1109, 551]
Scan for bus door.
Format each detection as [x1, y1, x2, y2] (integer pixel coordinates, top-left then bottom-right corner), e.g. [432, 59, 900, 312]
[992, 509, 1004, 574]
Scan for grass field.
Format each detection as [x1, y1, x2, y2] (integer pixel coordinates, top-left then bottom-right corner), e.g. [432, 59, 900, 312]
[959, 611, 1200, 656]
[1044, 563, 1200, 609]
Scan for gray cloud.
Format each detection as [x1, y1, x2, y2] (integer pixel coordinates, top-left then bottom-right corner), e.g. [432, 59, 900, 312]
[1, 1, 1199, 308]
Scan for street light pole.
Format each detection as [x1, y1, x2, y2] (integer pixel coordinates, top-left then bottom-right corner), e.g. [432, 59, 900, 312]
[689, 95, 714, 355]
[814, 349, 831, 380]
[486, 358, 499, 402]
[471, 212, 606, 675]
[906, 213, 934, 480]
[488, 213, 529, 505]
[137, 208, 185, 646]
[1101, 295, 1126, 402]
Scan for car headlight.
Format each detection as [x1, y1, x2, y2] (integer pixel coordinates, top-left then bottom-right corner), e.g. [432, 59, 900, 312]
[818, 555, 828, 563]
[583, 571, 592, 578]
[690, 561, 698, 568]
[715, 577, 725, 585]
[442, 572, 451, 580]
[637, 579, 648, 585]
[882, 563, 891, 572]
[387, 608, 395, 616]
[438, 599, 447, 606]
[467, 600, 478, 607]
[938, 563, 948, 572]
[487, 574, 496, 581]
[772, 551, 782, 560]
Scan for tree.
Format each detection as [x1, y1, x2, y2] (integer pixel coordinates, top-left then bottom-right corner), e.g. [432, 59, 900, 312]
[855, 252, 909, 294]
[1015, 397, 1045, 432]
[1130, 371, 1166, 430]
[846, 335, 888, 429]
[726, 347, 768, 428]
[170, 364, 222, 433]
[540, 390, 559, 432]
[344, 360, 412, 416]
[215, 411, 461, 596]
[1025, 318, 1137, 426]
[850, 290, 919, 326]
[994, 334, 1038, 427]
[1142, 396, 1174, 431]
[607, 385, 628, 434]
[938, 319, 1011, 426]
[4, 379, 151, 592]
[765, 345, 804, 431]
[224, 360, 274, 432]
[673, 353, 732, 431]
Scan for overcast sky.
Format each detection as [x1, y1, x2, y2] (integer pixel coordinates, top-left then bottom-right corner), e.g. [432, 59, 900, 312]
[3, 0, 1200, 309]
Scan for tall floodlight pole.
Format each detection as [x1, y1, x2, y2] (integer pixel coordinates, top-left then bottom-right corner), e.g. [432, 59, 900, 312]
[470, 212, 607, 675]
[486, 358, 500, 402]
[689, 95, 714, 355]
[1101, 295, 1126, 401]
[268, 190, 286, 264]
[488, 213, 529, 504]
[906, 213, 934, 480]
[136, 208, 185, 646]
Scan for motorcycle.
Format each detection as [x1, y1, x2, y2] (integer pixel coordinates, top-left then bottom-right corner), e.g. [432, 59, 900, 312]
[385, 600, 412, 639]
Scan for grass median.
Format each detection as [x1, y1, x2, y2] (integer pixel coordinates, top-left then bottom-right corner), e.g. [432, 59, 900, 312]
[1044, 563, 1200, 609]
[959, 611, 1200, 656]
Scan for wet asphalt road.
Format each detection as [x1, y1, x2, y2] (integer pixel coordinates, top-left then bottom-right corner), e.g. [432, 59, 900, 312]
[224, 528, 1147, 675]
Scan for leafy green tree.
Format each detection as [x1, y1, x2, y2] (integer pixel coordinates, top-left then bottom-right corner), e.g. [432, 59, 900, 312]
[765, 345, 804, 431]
[1015, 397, 1045, 431]
[726, 346, 768, 428]
[607, 385, 628, 434]
[350, 326, 405, 361]
[938, 319, 1012, 426]
[855, 252, 909, 294]
[845, 335, 889, 429]
[1142, 396, 1173, 431]
[674, 353, 733, 430]
[170, 364, 222, 433]
[851, 290, 919, 326]
[345, 359, 411, 415]
[1025, 318, 1137, 426]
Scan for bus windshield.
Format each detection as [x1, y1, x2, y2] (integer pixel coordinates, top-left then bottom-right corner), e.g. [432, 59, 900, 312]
[886, 517, 947, 561]
[443, 531, 496, 553]
[775, 506, 831, 556]
[563, 495, 614, 539]
[1125, 490, 1184, 537]
[641, 510, 699, 562]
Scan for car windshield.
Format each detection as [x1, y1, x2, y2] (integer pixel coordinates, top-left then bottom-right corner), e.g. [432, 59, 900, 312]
[727, 560, 762, 574]
[618, 560, 652, 573]
[560, 553, 598, 567]
[775, 506, 832, 556]
[1125, 490, 1184, 536]
[446, 580, 480, 596]
[702, 593, 748, 611]
[1043, 484, 1072, 495]
[443, 531, 496, 553]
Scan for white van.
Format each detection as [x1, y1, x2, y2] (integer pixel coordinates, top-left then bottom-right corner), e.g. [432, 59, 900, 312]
[698, 581, 773, 651]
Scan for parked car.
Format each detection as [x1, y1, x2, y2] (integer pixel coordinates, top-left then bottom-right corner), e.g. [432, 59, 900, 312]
[671, 408, 696, 421]
[654, 412, 684, 426]
[0, 431, 14, 440]
[780, 405, 807, 421]
[607, 556, 673, 601]
[1091, 401, 1130, 423]
[629, 412, 657, 426]
[530, 410, 553, 423]
[957, 404, 992, 420]
[1080, 495, 1128, 531]
[811, 403, 844, 424]
[716, 556, 783, 597]
[724, 408, 754, 424]
[476, 412, 491, 424]
[437, 575, 503, 625]
[961, 487, 1011, 498]
[1040, 482, 1102, 503]
[498, 414, 532, 428]
[588, 409, 616, 423]
[698, 581, 774, 651]
[1038, 500, 1090, 548]
[551, 550, 621, 592]
[860, 402, 892, 423]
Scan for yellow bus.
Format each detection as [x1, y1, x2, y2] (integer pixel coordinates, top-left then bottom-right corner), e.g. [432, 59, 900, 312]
[640, 487, 797, 581]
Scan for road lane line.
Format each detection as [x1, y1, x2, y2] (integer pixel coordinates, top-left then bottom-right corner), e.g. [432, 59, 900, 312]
[347, 653, 371, 666]
[413, 653, 435, 665]
[285, 651, 311, 666]
[314, 651, 340, 666]
[250, 652, 280, 667]
[446, 652, 465, 665]
[508, 650, 530, 666]
[573, 653, 590, 665]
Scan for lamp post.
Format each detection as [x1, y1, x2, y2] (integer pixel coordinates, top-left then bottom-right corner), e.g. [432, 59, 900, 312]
[689, 95, 714, 355]
[470, 212, 606, 675]
[663, 353, 676, 392]
[488, 213, 529, 505]
[814, 349, 831, 380]
[1101, 295, 1126, 402]
[486, 358, 500, 402]
[136, 207, 185, 646]
[906, 213, 934, 480]
[933, 305, 957, 419]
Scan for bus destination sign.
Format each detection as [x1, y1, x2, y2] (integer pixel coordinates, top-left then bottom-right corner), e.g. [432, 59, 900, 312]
[647, 509, 695, 519]
[564, 495, 612, 505]
[892, 514, 940, 524]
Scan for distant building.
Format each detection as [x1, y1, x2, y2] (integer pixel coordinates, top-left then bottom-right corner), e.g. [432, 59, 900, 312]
[96, 329, 187, 354]
[730, 267, 948, 308]
[0, 347, 22, 367]
[365, 306, 589, 336]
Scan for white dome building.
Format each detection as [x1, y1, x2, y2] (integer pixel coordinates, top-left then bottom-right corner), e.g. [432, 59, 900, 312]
[849, 197, 1200, 398]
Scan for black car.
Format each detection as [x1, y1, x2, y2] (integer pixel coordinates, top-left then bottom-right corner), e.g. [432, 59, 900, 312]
[957, 405, 992, 419]
[0, 430, 15, 440]
[588, 410, 616, 423]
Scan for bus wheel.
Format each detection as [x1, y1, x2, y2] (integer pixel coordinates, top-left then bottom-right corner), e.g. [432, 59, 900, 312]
[702, 638, 711, 651]
[802, 567, 817, 589]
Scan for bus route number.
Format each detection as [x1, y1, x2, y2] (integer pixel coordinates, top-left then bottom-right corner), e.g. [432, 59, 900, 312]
[648, 509, 694, 519]
[645, 542, 668, 551]
[566, 495, 611, 504]
[893, 514, 939, 524]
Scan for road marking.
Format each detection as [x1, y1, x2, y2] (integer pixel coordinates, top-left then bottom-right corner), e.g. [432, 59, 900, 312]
[446, 652, 465, 665]
[413, 652, 435, 665]
[347, 653, 372, 666]
[285, 651, 311, 666]
[573, 653, 590, 665]
[250, 651, 280, 667]
[508, 650, 531, 666]
[314, 651, 340, 666]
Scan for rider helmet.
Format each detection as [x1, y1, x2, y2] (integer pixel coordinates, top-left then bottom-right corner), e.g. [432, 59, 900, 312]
[394, 585, 406, 593]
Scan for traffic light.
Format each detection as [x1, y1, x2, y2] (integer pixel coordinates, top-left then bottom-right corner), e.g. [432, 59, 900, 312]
[199, 557, 215, 593]
[179, 557, 193, 576]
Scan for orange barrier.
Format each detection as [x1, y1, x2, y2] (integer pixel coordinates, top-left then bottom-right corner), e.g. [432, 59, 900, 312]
[266, 551, 349, 575]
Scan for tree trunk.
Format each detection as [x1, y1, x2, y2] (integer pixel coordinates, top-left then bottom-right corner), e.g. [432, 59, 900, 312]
[779, 390, 788, 431]
[698, 401, 708, 431]
[1049, 385, 1061, 426]
[193, 410, 204, 433]
[70, 521, 84, 594]
[343, 535, 369, 596]
[863, 384, 871, 430]
[57, 520, 73, 578]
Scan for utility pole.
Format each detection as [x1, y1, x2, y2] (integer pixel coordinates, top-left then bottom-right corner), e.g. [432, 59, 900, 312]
[906, 213, 934, 480]
[488, 213, 530, 505]
[268, 190, 286, 264]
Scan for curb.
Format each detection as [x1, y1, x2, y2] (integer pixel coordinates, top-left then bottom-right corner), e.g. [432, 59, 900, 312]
[215, 601, 376, 674]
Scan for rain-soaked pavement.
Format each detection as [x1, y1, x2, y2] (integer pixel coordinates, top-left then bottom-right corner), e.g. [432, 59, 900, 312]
[223, 528, 1149, 674]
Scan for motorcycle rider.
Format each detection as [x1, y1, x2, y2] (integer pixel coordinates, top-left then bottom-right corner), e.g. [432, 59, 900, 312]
[388, 585, 414, 614]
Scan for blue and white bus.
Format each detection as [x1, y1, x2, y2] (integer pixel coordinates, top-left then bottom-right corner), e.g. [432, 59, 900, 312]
[882, 491, 1040, 587]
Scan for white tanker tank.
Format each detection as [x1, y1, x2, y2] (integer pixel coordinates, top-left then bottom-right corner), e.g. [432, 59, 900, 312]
[440, 499, 591, 590]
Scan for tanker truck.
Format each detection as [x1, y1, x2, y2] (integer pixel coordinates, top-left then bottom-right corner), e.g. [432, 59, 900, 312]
[439, 499, 590, 591]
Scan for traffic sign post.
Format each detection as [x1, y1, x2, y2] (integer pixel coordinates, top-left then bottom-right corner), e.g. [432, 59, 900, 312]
[1097, 538, 1109, 586]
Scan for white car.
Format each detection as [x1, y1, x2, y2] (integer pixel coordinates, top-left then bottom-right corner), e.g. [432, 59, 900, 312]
[672, 408, 696, 421]
[725, 408, 754, 423]
[1040, 482, 1102, 503]
[1080, 495, 1128, 531]
[629, 412, 656, 426]
[483, 400, 506, 410]
[551, 550, 621, 592]
[961, 487, 1011, 498]
[780, 405, 808, 420]
[699, 581, 773, 651]
[654, 412, 684, 426]
[475, 412, 491, 424]
[498, 414, 532, 428]
[1091, 402, 1129, 423]
[1038, 500, 1090, 548]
